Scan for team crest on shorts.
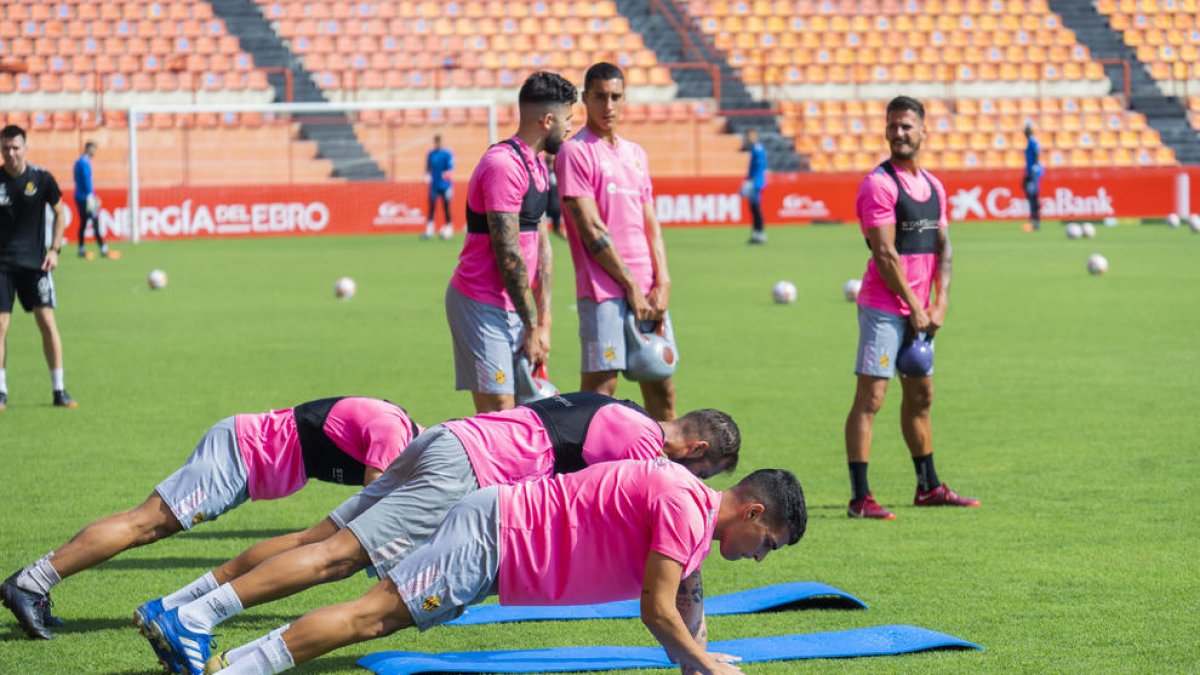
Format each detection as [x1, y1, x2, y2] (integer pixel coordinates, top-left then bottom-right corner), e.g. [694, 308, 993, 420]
[422, 595, 441, 612]
[192, 512, 205, 525]
[494, 369, 506, 384]
[603, 344, 616, 363]
[880, 355, 890, 368]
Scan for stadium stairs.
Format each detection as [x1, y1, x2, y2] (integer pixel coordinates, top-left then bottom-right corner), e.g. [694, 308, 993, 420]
[1049, 0, 1200, 163]
[612, 0, 803, 171]
[206, 0, 387, 179]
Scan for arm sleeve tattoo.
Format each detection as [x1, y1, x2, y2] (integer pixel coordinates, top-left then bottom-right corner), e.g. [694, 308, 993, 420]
[487, 211, 535, 325]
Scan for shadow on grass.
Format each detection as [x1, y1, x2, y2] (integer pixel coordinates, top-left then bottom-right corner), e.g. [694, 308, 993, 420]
[182, 528, 297, 541]
[306, 655, 366, 673]
[97, 557, 232, 570]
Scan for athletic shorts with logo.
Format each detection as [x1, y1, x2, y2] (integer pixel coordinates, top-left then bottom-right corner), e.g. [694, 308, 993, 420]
[0, 267, 56, 312]
[155, 417, 250, 530]
[445, 284, 523, 394]
[577, 297, 677, 373]
[331, 426, 481, 577]
[854, 305, 935, 378]
[387, 485, 500, 631]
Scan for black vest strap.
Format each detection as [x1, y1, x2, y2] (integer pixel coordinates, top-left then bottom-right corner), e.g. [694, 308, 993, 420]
[876, 161, 940, 255]
[523, 392, 655, 475]
[293, 398, 415, 486]
[465, 139, 549, 235]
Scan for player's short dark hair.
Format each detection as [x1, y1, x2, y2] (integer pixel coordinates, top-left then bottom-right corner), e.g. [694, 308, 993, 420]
[84, 140, 97, 152]
[886, 96, 925, 120]
[1, 125, 27, 141]
[584, 62, 625, 92]
[733, 469, 808, 545]
[678, 408, 741, 474]
[518, 71, 578, 109]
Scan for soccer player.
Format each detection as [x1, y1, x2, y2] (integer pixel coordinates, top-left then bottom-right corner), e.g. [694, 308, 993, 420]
[0, 124, 75, 410]
[421, 134, 454, 240]
[556, 63, 678, 421]
[1023, 123, 1043, 231]
[207, 459, 805, 675]
[0, 397, 420, 640]
[544, 152, 563, 237]
[744, 129, 768, 244]
[145, 393, 740, 675]
[446, 71, 576, 413]
[73, 140, 107, 257]
[845, 96, 980, 520]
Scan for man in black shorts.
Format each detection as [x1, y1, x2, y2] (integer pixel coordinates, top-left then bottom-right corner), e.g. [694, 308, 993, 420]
[0, 125, 76, 410]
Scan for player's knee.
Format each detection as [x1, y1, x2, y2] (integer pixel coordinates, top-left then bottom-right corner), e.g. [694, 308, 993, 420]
[314, 533, 369, 579]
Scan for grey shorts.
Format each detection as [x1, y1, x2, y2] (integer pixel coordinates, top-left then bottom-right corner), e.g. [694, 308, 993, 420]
[333, 426, 481, 577]
[854, 305, 934, 378]
[445, 285, 523, 394]
[386, 486, 500, 632]
[577, 297, 677, 374]
[155, 417, 249, 530]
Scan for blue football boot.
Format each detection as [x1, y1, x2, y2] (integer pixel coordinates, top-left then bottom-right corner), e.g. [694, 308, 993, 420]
[150, 607, 215, 675]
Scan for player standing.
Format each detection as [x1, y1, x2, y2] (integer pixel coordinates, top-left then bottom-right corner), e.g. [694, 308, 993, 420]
[556, 62, 677, 421]
[844, 96, 980, 520]
[421, 134, 455, 240]
[73, 140, 108, 258]
[1023, 123, 1043, 231]
[744, 129, 768, 244]
[446, 72, 576, 413]
[0, 125, 75, 410]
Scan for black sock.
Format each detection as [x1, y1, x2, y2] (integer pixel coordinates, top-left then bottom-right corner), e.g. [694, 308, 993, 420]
[849, 462, 870, 501]
[913, 454, 940, 492]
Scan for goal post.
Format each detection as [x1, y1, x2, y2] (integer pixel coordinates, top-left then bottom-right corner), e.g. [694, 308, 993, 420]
[125, 99, 498, 243]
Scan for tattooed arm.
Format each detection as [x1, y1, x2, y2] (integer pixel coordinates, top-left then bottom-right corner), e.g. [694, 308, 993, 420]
[488, 210, 547, 364]
[675, 569, 707, 658]
[641, 553, 735, 675]
[563, 195, 653, 321]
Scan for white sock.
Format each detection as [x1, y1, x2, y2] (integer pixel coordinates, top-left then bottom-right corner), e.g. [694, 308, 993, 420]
[215, 648, 272, 675]
[220, 633, 295, 675]
[0, 369, 7, 394]
[423, 220, 434, 236]
[161, 571, 219, 611]
[261, 632, 296, 673]
[226, 624, 289, 664]
[178, 583, 243, 634]
[15, 554, 61, 595]
[51, 369, 64, 391]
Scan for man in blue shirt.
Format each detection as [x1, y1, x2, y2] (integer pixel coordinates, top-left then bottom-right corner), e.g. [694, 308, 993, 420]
[1023, 124, 1043, 231]
[73, 141, 107, 257]
[423, 134, 455, 240]
[743, 130, 768, 244]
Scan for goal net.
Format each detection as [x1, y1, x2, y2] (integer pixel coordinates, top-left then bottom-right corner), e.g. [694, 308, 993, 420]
[119, 99, 497, 242]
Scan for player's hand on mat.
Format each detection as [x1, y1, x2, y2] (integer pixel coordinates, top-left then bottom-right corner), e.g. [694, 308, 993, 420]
[646, 283, 670, 321]
[627, 288, 655, 322]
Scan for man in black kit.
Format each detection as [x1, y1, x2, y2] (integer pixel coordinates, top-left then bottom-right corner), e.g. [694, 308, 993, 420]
[0, 125, 76, 410]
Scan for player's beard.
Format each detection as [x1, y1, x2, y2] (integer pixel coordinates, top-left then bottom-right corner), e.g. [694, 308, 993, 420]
[544, 131, 565, 155]
[890, 138, 921, 162]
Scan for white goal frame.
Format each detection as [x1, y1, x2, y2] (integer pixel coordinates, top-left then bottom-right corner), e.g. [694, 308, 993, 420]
[126, 99, 498, 243]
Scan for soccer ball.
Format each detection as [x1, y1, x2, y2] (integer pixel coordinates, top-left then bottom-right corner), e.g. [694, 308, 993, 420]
[1166, 213, 1181, 228]
[334, 276, 356, 300]
[1081, 222, 1096, 238]
[772, 280, 797, 304]
[1190, 214, 1200, 233]
[1087, 254, 1108, 275]
[147, 269, 168, 290]
[843, 278, 862, 302]
[438, 225, 455, 240]
[1065, 223, 1083, 239]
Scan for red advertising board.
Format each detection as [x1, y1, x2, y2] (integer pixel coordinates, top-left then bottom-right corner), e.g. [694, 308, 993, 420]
[76, 167, 1199, 241]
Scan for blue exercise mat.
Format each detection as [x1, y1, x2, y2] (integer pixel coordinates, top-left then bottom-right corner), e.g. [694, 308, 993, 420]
[358, 625, 983, 675]
[445, 581, 865, 626]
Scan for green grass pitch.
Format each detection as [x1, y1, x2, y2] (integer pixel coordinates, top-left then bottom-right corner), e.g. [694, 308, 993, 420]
[0, 221, 1196, 673]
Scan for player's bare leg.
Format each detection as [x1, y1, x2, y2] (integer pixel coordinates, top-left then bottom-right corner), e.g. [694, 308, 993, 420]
[580, 370, 618, 397]
[50, 492, 182, 578]
[281, 578, 415, 666]
[899, 375, 934, 459]
[228, 527, 371, 609]
[639, 377, 675, 421]
[846, 375, 889, 464]
[212, 518, 340, 585]
[31, 307, 62, 370]
[471, 392, 515, 414]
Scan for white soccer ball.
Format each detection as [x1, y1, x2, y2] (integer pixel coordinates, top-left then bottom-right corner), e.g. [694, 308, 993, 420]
[843, 278, 862, 302]
[1081, 222, 1096, 238]
[1087, 253, 1108, 275]
[772, 280, 797, 304]
[147, 269, 168, 290]
[334, 276, 357, 300]
[1166, 213, 1181, 228]
[1190, 214, 1200, 233]
[1065, 223, 1083, 239]
[438, 225, 455, 240]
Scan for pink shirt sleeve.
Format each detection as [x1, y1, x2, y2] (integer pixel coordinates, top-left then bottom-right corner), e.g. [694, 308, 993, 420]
[581, 404, 664, 465]
[649, 488, 711, 576]
[855, 169, 899, 229]
[478, 148, 529, 213]
[556, 141, 595, 200]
